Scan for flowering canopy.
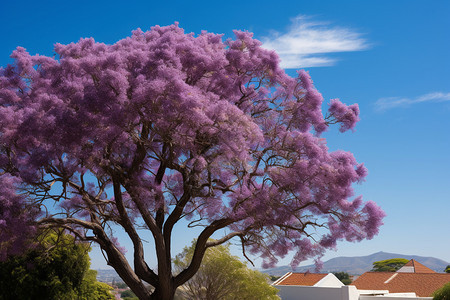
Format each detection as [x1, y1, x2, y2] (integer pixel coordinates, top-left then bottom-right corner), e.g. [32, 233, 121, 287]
[0, 24, 384, 299]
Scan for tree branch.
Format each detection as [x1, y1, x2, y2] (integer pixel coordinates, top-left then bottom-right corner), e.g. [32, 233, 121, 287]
[174, 218, 234, 287]
[112, 176, 158, 285]
[205, 231, 244, 248]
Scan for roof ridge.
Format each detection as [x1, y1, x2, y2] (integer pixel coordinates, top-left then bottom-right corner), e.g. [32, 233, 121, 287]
[411, 259, 418, 270]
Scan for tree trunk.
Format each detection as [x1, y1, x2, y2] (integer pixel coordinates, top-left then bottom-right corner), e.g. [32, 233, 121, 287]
[149, 287, 176, 300]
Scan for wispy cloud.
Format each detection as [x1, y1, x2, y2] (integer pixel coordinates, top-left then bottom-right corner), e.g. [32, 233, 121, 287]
[375, 92, 450, 112]
[261, 16, 369, 68]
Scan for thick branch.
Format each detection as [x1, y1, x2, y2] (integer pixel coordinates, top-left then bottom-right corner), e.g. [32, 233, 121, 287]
[163, 191, 191, 247]
[129, 121, 150, 175]
[205, 231, 245, 248]
[122, 180, 172, 295]
[112, 176, 157, 285]
[122, 182, 162, 241]
[37, 217, 100, 231]
[92, 220, 152, 299]
[174, 218, 234, 287]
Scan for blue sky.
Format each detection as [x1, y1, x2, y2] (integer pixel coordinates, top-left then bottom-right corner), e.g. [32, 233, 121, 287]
[1, 0, 449, 270]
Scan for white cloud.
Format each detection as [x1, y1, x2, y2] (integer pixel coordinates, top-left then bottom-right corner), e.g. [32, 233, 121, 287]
[261, 16, 368, 68]
[375, 92, 450, 111]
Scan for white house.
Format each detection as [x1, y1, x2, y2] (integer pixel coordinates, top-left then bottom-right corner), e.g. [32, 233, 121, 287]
[273, 272, 344, 287]
[273, 272, 355, 300]
[272, 267, 437, 300]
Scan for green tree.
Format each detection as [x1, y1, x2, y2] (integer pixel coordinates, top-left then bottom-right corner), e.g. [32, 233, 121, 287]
[333, 272, 352, 285]
[270, 275, 281, 282]
[445, 265, 450, 273]
[433, 282, 450, 300]
[0, 231, 114, 300]
[121, 289, 139, 300]
[174, 241, 279, 300]
[371, 258, 409, 272]
[78, 269, 115, 300]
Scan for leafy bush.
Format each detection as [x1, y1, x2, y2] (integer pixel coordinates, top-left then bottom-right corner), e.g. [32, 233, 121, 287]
[333, 272, 352, 285]
[433, 283, 450, 300]
[0, 231, 114, 300]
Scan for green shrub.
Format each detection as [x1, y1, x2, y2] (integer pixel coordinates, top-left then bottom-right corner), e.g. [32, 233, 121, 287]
[433, 282, 450, 300]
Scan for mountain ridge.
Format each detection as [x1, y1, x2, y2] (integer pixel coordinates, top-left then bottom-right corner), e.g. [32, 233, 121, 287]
[261, 251, 449, 276]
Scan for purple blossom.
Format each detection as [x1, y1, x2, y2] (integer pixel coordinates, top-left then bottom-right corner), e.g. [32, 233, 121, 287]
[0, 175, 39, 260]
[0, 24, 384, 285]
[328, 98, 360, 132]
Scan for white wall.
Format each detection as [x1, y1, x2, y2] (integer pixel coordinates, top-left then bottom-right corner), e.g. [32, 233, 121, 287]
[276, 285, 359, 300]
[276, 285, 433, 300]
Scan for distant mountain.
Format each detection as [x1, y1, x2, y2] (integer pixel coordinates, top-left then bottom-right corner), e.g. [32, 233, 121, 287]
[262, 251, 449, 276]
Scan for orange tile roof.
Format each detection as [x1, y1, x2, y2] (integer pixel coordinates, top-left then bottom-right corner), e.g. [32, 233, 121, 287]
[274, 272, 327, 286]
[399, 259, 436, 273]
[352, 272, 450, 297]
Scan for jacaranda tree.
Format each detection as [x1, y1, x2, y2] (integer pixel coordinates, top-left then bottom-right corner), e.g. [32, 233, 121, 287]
[0, 23, 385, 299]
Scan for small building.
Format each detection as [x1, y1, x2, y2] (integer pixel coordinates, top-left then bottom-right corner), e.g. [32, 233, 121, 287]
[272, 260, 449, 299]
[273, 272, 344, 287]
[352, 259, 450, 297]
[273, 272, 354, 300]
